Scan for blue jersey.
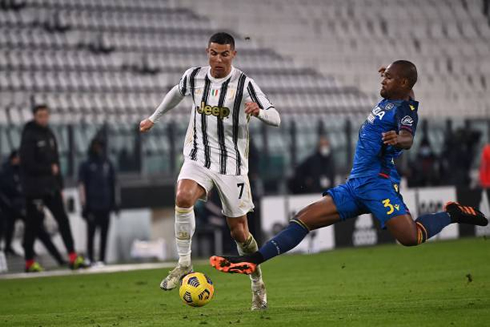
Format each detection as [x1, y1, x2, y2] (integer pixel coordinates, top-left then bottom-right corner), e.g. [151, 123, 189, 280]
[349, 98, 419, 180]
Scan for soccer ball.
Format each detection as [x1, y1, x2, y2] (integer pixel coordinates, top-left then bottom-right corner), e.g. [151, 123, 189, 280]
[179, 272, 214, 307]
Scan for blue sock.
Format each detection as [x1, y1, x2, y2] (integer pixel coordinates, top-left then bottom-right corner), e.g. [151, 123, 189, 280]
[258, 219, 310, 263]
[415, 211, 452, 243]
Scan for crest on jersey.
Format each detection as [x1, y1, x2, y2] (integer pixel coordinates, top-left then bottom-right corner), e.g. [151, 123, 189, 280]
[227, 88, 236, 100]
[385, 103, 394, 110]
[211, 89, 219, 97]
[401, 115, 414, 126]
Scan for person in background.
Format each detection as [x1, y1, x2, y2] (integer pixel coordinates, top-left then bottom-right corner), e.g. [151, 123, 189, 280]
[289, 136, 336, 194]
[78, 138, 117, 266]
[0, 150, 66, 265]
[20, 104, 86, 272]
[480, 143, 490, 188]
[406, 137, 440, 187]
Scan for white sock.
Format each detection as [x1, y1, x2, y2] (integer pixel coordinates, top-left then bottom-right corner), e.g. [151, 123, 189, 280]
[236, 234, 263, 283]
[175, 206, 195, 267]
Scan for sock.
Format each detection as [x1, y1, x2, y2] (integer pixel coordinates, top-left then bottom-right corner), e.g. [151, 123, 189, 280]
[175, 206, 195, 267]
[236, 234, 262, 283]
[257, 219, 309, 263]
[25, 259, 35, 269]
[415, 211, 452, 244]
[68, 252, 77, 263]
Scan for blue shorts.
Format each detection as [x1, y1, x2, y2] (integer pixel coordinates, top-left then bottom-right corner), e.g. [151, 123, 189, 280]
[324, 176, 409, 229]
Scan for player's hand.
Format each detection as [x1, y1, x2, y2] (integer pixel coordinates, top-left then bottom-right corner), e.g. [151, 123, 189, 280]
[378, 66, 386, 77]
[382, 131, 399, 146]
[139, 118, 154, 133]
[245, 102, 260, 117]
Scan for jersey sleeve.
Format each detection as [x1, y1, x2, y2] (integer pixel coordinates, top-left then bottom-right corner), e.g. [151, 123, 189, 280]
[395, 101, 419, 135]
[178, 67, 198, 96]
[244, 79, 274, 110]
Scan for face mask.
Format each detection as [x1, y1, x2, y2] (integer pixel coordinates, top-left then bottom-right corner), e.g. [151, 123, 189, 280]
[320, 146, 331, 157]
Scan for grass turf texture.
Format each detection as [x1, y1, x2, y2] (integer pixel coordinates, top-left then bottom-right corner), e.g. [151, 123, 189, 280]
[0, 238, 489, 327]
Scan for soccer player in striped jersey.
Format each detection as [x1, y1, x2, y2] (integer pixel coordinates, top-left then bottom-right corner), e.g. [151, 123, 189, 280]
[139, 32, 280, 310]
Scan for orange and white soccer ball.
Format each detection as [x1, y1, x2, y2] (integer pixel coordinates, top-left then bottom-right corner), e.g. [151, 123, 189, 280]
[179, 272, 214, 307]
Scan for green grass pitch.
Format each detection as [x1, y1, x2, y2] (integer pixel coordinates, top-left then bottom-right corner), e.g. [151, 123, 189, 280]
[1, 238, 489, 327]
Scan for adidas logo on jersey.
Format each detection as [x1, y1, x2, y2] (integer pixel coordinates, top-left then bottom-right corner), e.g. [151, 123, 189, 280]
[196, 102, 230, 119]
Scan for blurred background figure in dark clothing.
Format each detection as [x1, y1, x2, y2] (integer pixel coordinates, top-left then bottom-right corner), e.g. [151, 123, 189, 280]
[0, 150, 66, 265]
[289, 136, 336, 194]
[20, 104, 86, 272]
[440, 126, 481, 188]
[78, 138, 117, 265]
[406, 137, 441, 187]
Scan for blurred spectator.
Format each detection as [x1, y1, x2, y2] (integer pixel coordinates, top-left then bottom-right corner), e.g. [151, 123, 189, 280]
[440, 126, 481, 188]
[480, 144, 490, 188]
[0, 150, 66, 265]
[20, 104, 86, 272]
[78, 138, 117, 265]
[406, 137, 440, 187]
[289, 136, 335, 194]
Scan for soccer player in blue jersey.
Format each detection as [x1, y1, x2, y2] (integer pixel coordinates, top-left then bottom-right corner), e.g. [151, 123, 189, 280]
[210, 60, 488, 275]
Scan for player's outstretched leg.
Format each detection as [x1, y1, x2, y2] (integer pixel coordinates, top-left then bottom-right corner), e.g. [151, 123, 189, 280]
[416, 202, 487, 243]
[160, 180, 204, 291]
[387, 202, 488, 246]
[211, 196, 340, 275]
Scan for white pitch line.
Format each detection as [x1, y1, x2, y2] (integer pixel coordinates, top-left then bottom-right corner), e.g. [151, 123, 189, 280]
[0, 262, 183, 280]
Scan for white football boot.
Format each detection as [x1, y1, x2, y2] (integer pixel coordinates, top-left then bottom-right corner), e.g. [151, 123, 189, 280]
[160, 265, 193, 291]
[251, 280, 268, 310]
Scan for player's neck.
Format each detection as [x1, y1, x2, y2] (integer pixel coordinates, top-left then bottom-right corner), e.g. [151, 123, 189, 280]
[386, 93, 411, 101]
[210, 67, 232, 79]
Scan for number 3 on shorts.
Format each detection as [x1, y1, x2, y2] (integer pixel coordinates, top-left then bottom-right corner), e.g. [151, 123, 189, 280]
[237, 183, 245, 199]
[383, 199, 394, 215]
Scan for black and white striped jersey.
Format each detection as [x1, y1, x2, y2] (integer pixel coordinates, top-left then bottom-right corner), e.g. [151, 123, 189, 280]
[179, 66, 273, 176]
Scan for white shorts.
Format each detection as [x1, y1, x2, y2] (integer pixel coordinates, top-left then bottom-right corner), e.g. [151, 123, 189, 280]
[177, 160, 254, 218]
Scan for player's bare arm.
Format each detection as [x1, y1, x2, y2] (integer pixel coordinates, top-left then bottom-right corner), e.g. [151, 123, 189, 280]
[382, 129, 413, 149]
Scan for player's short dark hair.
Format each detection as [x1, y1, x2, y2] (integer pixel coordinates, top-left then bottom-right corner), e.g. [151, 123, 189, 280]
[392, 60, 418, 89]
[208, 32, 235, 50]
[32, 104, 49, 114]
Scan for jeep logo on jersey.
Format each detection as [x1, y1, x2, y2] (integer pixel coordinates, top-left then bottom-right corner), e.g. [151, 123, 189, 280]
[401, 115, 414, 126]
[197, 102, 230, 119]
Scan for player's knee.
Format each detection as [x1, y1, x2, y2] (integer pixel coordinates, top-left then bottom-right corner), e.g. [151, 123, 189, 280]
[397, 235, 418, 247]
[175, 189, 195, 208]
